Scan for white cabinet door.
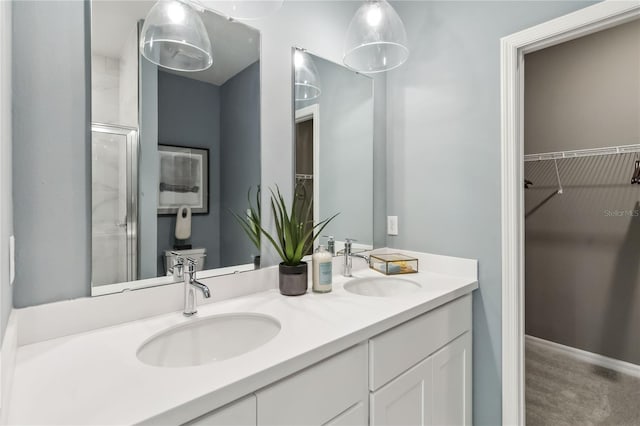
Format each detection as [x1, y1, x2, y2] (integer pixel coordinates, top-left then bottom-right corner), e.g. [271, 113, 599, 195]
[370, 332, 472, 426]
[432, 332, 472, 426]
[185, 395, 256, 426]
[370, 356, 434, 426]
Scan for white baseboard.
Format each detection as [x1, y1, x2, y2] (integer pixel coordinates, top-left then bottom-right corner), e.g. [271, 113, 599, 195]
[1, 311, 17, 424]
[526, 335, 640, 379]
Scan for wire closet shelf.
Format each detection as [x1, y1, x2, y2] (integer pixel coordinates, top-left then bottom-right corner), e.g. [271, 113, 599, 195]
[524, 144, 640, 162]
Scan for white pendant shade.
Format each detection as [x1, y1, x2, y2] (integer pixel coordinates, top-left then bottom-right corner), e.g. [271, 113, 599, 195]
[294, 50, 321, 101]
[140, 0, 213, 72]
[343, 0, 409, 73]
[192, 0, 284, 20]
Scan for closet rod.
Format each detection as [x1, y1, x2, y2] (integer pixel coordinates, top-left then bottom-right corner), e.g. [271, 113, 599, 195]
[524, 144, 640, 162]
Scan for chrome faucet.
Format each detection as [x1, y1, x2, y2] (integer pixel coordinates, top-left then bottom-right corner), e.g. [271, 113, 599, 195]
[183, 257, 211, 316]
[343, 238, 369, 277]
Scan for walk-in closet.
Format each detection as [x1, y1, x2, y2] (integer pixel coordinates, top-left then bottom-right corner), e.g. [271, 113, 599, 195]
[524, 17, 640, 426]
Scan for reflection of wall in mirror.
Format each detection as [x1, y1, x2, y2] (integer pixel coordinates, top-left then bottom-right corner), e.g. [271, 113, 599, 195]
[220, 62, 262, 267]
[156, 71, 221, 275]
[295, 56, 374, 247]
[90, 24, 138, 128]
[156, 62, 261, 276]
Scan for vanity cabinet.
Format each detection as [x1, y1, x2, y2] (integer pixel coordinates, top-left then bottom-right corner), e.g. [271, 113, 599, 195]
[369, 294, 472, 426]
[183, 295, 471, 426]
[370, 332, 471, 426]
[185, 395, 256, 426]
[256, 343, 369, 426]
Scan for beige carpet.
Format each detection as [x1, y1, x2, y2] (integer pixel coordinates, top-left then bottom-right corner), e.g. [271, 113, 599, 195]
[526, 339, 640, 426]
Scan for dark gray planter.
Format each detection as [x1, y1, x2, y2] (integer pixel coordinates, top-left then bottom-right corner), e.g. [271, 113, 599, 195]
[253, 255, 261, 270]
[279, 262, 308, 296]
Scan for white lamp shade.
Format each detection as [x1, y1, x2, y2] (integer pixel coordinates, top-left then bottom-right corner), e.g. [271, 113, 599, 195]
[294, 50, 321, 101]
[192, 0, 283, 20]
[343, 0, 409, 73]
[140, 0, 213, 72]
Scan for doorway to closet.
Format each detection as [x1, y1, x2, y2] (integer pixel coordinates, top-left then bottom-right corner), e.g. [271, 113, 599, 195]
[523, 17, 640, 426]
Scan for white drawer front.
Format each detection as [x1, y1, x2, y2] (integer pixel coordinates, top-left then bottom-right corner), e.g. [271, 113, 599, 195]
[257, 343, 368, 426]
[369, 294, 471, 391]
[184, 395, 256, 426]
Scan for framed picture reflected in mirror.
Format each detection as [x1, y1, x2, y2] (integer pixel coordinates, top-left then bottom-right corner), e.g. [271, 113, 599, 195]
[158, 145, 209, 215]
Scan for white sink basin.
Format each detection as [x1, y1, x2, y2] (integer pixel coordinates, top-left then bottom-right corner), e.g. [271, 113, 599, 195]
[344, 277, 422, 297]
[137, 313, 281, 368]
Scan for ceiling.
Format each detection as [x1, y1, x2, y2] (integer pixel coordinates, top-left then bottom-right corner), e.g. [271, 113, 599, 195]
[91, 0, 260, 86]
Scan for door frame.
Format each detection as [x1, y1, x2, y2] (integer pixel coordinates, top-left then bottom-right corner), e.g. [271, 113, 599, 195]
[500, 1, 640, 424]
[295, 104, 320, 231]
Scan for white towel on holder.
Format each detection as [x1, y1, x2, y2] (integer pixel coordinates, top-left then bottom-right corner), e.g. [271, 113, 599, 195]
[175, 205, 192, 240]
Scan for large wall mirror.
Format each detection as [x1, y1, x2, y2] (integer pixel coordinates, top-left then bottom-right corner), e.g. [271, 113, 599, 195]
[91, 2, 261, 295]
[292, 49, 374, 254]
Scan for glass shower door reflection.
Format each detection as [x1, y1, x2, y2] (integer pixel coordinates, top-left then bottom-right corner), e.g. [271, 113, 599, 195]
[91, 124, 138, 286]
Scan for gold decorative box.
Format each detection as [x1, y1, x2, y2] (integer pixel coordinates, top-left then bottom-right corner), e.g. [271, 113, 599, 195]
[369, 253, 418, 275]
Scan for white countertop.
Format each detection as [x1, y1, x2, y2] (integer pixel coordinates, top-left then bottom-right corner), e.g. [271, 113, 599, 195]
[7, 253, 477, 425]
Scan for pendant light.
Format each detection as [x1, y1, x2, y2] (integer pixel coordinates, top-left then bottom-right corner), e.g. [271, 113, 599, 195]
[294, 49, 321, 101]
[140, 0, 213, 72]
[343, 0, 409, 73]
[191, 0, 284, 20]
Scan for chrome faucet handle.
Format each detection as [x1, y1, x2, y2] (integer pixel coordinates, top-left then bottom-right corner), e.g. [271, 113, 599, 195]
[168, 252, 185, 279]
[342, 238, 369, 277]
[344, 238, 357, 251]
[343, 238, 357, 277]
[170, 252, 184, 263]
[322, 235, 335, 255]
[182, 256, 210, 317]
[185, 257, 198, 273]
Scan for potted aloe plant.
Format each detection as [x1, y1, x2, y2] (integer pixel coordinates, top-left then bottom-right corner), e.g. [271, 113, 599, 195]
[242, 185, 337, 296]
[232, 186, 262, 269]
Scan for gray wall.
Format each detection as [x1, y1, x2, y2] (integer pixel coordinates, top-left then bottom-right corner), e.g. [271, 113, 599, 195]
[157, 71, 222, 274]
[524, 20, 640, 364]
[372, 73, 387, 249]
[296, 55, 374, 245]
[220, 61, 261, 267]
[0, 0, 12, 340]
[248, 1, 383, 266]
[12, 1, 91, 307]
[385, 1, 595, 424]
[525, 19, 640, 154]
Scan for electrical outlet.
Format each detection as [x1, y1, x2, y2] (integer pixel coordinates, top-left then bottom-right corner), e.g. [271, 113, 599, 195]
[387, 216, 398, 236]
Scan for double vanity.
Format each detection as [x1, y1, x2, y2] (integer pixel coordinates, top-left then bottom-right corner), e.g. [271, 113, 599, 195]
[4, 250, 477, 425]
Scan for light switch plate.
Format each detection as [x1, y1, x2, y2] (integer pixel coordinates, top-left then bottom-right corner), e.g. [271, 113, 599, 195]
[9, 234, 15, 285]
[387, 216, 398, 236]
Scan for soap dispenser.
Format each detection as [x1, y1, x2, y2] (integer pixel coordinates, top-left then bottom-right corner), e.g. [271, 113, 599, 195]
[312, 245, 333, 293]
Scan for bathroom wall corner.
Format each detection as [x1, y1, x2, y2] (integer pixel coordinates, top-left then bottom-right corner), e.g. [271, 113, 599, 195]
[0, 0, 13, 342]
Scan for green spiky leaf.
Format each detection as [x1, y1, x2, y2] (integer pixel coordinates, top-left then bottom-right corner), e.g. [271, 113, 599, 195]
[255, 185, 339, 266]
